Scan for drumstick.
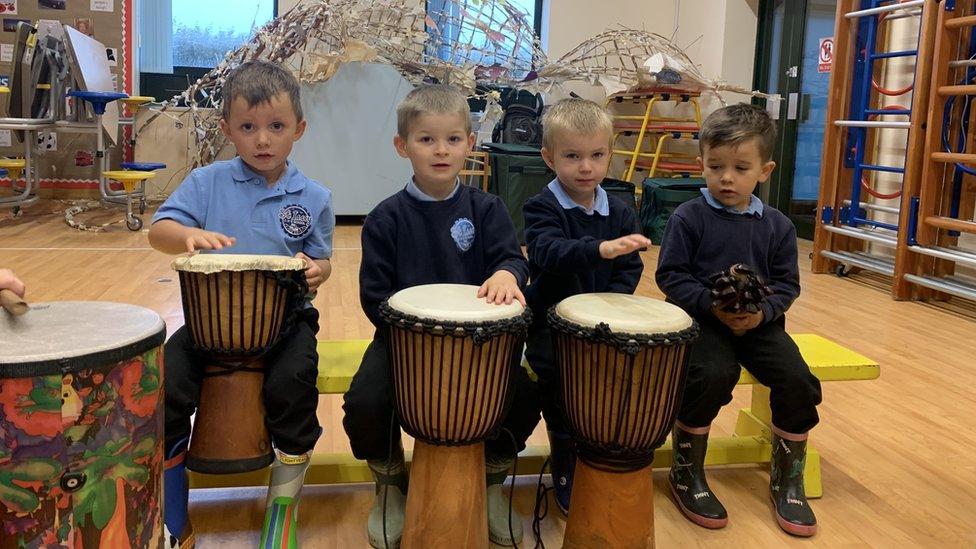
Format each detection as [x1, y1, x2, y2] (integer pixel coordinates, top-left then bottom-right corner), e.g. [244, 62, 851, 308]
[0, 289, 29, 316]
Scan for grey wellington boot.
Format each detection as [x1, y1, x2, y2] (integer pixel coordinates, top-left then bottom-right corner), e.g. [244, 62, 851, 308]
[486, 454, 523, 546]
[366, 445, 408, 549]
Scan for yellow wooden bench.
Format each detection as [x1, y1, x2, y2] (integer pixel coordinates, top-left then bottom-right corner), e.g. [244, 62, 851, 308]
[189, 334, 879, 498]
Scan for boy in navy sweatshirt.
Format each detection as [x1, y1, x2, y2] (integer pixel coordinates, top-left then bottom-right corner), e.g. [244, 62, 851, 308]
[522, 98, 650, 514]
[655, 104, 822, 537]
[341, 84, 536, 548]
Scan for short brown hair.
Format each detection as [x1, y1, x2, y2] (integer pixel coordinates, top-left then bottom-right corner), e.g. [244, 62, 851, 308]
[396, 84, 471, 137]
[221, 60, 303, 121]
[542, 98, 613, 150]
[699, 103, 776, 161]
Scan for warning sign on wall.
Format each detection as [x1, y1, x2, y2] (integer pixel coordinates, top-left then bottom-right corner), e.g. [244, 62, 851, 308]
[819, 37, 834, 73]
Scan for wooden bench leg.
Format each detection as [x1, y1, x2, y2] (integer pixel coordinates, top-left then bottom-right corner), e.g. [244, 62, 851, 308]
[734, 384, 822, 499]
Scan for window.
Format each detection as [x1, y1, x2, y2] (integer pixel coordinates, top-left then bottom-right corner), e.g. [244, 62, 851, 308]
[426, 0, 544, 79]
[140, 0, 277, 101]
[171, 0, 276, 68]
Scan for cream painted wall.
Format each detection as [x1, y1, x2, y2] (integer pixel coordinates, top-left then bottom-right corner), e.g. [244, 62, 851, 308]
[278, 0, 302, 13]
[546, 0, 760, 108]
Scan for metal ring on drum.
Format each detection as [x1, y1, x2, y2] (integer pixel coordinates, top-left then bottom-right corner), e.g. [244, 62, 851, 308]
[171, 253, 308, 474]
[380, 284, 530, 549]
[0, 301, 166, 548]
[548, 293, 699, 549]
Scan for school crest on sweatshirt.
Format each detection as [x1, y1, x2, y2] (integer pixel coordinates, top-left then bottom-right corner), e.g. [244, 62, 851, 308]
[451, 217, 475, 252]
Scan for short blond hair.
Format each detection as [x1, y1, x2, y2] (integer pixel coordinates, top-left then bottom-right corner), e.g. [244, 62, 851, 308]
[397, 84, 471, 138]
[542, 98, 613, 150]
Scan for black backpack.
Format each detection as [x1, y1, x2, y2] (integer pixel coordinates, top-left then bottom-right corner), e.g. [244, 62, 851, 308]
[492, 89, 544, 147]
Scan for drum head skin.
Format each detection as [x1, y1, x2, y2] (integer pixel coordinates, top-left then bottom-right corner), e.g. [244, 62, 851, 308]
[172, 253, 305, 274]
[387, 283, 525, 322]
[554, 293, 692, 334]
[0, 301, 166, 375]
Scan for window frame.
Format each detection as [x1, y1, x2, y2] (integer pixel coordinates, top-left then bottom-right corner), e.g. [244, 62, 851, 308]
[140, 1, 278, 102]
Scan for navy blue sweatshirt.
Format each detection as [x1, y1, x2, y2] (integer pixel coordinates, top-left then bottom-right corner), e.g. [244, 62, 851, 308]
[523, 187, 644, 326]
[655, 196, 800, 325]
[359, 185, 530, 328]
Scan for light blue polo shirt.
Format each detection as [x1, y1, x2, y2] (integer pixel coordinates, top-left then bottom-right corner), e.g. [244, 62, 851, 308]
[152, 157, 335, 259]
[700, 187, 764, 217]
[548, 179, 609, 216]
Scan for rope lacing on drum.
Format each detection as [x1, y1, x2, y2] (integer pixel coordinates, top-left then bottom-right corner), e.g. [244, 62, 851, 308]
[378, 301, 532, 345]
[186, 270, 309, 376]
[547, 308, 700, 356]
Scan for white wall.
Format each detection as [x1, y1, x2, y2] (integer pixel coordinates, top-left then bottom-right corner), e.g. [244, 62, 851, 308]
[545, 0, 760, 108]
[278, 0, 302, 13]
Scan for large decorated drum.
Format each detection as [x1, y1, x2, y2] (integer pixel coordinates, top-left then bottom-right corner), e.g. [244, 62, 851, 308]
[0, 301, 166, 549]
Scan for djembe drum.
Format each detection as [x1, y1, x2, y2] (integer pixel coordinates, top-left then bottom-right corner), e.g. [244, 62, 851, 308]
[172, 253, 307, 474]
[0, 301, 166, 549]
[549, 293, 699, 548]
[380, 284, 530, 549]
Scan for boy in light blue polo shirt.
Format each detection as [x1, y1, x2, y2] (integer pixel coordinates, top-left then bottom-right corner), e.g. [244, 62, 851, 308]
[148, 60, 333, 549]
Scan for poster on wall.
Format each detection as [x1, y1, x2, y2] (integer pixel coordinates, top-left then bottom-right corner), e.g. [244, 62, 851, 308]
[0, 130, 11, 148]
[0, 1, 17, 15]
[0, 43, 12, 62]
[91, 0, 113, 12]
[2, 17, 28, 31]
[74, 17, 94, 36]
[37, 0, 65, 9]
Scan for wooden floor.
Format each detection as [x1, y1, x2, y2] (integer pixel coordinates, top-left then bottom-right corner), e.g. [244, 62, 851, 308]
[2, 201, 975, 548]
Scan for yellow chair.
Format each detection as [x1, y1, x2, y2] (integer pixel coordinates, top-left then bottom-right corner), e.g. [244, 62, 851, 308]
[120, 96, 155, 109]
[0, 158, 26, 184]
[101, 170, 155, 231]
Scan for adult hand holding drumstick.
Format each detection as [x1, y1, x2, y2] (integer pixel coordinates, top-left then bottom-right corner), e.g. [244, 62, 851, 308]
[0, 268, 29, 316]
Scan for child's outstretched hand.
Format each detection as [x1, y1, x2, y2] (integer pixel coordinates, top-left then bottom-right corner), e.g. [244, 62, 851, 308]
[599, 233, 651, 259]
[296, 252, 327, 292]
[712, 306, 763, 336]
[477, 270, 526, 306]
[185, 229, 236, 252]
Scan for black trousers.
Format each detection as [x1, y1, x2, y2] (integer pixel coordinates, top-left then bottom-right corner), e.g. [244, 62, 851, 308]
[677, 314, 822, 434]
[342, 333, 540, 462]
[523, 326, 565, 434]
[164, 308, 323, 455]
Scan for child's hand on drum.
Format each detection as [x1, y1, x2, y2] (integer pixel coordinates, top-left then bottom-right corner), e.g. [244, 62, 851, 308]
[712, 306, 764, 336]
[599, 234, 651, 259]
[185, 229, 236, 252]
[478, 270, 526, 306]
[296, 252, 330, 292]
[0, 268, 25, 297]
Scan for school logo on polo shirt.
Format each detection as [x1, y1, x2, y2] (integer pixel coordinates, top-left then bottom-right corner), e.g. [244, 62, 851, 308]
[451, 217, 475, 252]
[279, 204, 313, 238]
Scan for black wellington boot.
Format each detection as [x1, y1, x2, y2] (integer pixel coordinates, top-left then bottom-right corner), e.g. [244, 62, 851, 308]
[669, 422, 728, 529]
[547, 430, 576, 516]
[770, 427, 817, 537]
